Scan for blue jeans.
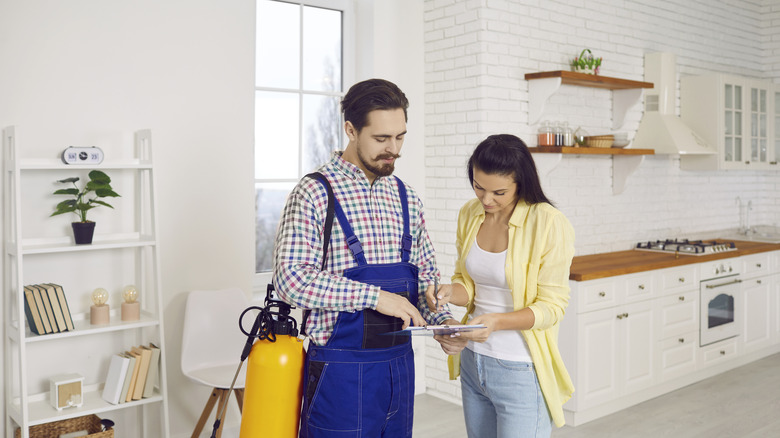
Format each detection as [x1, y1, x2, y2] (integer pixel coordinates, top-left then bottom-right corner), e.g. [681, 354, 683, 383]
[460, 348, 552, 438]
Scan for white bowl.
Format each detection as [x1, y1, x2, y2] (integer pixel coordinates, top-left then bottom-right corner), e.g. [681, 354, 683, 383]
[612, 139, 630, 148]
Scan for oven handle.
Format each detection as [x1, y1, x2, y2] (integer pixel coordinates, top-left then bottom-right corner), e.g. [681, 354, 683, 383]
[705, 278, 742, 289]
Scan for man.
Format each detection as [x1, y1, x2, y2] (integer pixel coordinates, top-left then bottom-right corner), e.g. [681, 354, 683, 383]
[273, 78, 453, 437]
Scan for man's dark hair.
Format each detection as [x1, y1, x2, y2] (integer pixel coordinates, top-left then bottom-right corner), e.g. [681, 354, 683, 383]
[467, 134, 553, 206]
[341, 79, 409, 132]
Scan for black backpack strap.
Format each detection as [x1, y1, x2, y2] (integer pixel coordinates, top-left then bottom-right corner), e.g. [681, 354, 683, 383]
[299, 172, 335, 336]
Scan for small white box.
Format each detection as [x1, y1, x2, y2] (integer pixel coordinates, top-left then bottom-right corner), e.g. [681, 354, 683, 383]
[49, 373, 84, 410]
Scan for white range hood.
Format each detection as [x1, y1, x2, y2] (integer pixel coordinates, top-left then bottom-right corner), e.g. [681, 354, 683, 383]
[632, 52, 715, 155]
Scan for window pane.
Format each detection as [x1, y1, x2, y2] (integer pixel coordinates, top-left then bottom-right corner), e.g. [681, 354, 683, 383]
[257, 1, 300, 88]
[725, 85, 732, 109]
[302, 94, 341, 173]
[303, 6, 342, 92]
[255, 91, 299, 179]
[255, 182, 296, 272]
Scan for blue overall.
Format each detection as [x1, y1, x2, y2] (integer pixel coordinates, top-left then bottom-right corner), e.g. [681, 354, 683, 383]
[300, 175, 418, 438]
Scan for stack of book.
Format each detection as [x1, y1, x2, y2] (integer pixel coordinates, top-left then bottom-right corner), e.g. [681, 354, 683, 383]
[101, 343, 162, 405]
[23, 283, 75, 335]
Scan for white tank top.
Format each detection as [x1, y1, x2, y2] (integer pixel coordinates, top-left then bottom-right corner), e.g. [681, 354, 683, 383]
[465, 237, 532, 362]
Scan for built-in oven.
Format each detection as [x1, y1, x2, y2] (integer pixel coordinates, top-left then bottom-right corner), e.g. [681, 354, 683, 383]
[699, 260, 741, 347]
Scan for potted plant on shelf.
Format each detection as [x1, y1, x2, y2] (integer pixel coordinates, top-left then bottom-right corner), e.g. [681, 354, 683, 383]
[51, 170, 120, 244]
[571, 48, 602, 75]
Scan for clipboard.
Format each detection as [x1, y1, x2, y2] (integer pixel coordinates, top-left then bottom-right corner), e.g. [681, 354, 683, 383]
[384, 324, 486, 336]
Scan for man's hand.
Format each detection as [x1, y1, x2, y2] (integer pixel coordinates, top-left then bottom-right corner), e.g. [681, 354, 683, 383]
[375, 290, 426, 329]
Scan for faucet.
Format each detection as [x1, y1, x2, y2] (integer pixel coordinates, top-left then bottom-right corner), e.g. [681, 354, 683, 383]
[736, 197, 753, 235]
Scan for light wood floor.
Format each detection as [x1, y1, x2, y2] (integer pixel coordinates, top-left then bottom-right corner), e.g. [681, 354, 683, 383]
[413, 353, 780, 438]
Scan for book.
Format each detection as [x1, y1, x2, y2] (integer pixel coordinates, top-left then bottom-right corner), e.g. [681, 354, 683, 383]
[48, 283, 75, 331]
[131, 345, 152, 400]
[41, 284, 68, 332]
[142, 343, 161, 398]
[29, 285, 53, 334]
[23, 286, 46, 335]
[101, 354, 131, 404]
[118, 353, 136, 404]
[33, 284, 59, 333]
[125, 350, 142, 402]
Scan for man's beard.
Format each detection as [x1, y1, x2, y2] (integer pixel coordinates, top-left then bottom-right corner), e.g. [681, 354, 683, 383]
[357, 142, 400, 178]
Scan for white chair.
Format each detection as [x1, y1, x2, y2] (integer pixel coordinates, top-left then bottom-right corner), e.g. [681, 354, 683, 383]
[181, 288, 251, 438]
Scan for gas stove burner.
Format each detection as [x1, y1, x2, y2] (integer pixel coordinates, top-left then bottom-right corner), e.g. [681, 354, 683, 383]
[635, 239, 737, 256]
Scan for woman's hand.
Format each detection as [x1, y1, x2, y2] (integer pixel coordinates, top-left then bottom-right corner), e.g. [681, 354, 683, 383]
[433, 319, 468, 355]
[459, 313, 500, 343]
[425, 283, 453, 312]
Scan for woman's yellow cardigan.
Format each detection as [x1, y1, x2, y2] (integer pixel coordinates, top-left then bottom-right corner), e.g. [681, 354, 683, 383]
[448, 198, 575, 427]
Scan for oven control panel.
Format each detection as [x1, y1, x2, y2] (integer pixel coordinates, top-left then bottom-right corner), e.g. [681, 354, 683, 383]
[700, 259, 741, 280]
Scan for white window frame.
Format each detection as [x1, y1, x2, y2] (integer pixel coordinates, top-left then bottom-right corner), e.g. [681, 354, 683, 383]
[253, 0, 355, 297]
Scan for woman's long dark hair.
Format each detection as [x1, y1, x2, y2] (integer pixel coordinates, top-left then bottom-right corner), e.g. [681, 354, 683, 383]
[467, 134, 553, 206]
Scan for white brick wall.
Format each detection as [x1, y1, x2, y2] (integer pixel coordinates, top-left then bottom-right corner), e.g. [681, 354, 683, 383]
[423, 0, 780, 403]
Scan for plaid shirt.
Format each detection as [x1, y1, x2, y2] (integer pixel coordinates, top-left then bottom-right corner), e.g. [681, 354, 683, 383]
[272, 152, 452, 346]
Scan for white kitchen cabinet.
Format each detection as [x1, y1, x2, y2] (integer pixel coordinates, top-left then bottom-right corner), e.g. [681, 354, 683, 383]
[656, 330, 698, 382]
[698, 337, 739, 368]
[774, 85, 780, 165]
[741, 276, 773, 354]
[3, 127, 170, 437]
[565, 273, 656, 410]
[680, 74, 777, 170]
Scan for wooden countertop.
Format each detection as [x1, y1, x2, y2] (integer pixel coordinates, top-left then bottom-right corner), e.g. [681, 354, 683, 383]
[570, 240, 780, 281]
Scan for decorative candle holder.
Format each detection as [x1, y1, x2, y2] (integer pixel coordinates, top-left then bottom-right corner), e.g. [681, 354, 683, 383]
[90, 288, 110, 325]
[121, 285, 140, 321]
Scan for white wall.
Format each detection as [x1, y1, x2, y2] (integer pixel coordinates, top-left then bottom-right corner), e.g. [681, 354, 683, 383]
[422, 0, 780, 404]
[0, 1, 255, 436]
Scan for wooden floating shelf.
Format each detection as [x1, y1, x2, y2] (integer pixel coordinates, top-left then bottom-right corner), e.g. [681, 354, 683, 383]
[528, 146, 654, 156]
[524, 70, 654, 90]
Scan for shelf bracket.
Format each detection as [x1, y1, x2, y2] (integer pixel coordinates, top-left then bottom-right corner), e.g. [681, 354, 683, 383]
[532, 153, 563, 177]
[613, 155, 644, 195]
[528, 77, 562, 125]
[612, 88, 643, 130]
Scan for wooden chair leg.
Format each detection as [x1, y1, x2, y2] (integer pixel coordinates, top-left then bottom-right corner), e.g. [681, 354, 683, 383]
[192, 388, 222, 438]
[234, 388, 244, 413]
[215, 389, 229, 438]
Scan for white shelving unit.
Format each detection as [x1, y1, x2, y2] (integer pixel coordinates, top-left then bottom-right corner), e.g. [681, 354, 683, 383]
[3, 126, 170, 437]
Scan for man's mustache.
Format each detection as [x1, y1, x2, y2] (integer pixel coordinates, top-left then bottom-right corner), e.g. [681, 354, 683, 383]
[376, 153, 401, 160]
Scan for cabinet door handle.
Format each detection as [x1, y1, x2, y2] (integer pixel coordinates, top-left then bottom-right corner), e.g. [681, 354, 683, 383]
[599, 291, 606, 297]
[756, 280, 762, 285]
[616, 312, 629, 319]
[678, 296, 685, 301]
[678, 338, 685, 343]
[678, 277, 685, 283]
[756, 263, 761, 268]
[638, 284, 645, 290]
[720, 350, 726, 355]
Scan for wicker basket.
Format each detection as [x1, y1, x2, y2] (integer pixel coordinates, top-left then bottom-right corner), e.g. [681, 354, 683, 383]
[15, 415, 113, 438]
[585, 135, 614, 148]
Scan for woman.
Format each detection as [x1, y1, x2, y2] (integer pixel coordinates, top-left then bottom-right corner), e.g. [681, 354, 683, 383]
[427, 134, 575, 437]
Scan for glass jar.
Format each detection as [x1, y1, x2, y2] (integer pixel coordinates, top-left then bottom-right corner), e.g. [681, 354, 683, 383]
[553, 121, 563, 146]
[573, 126, 588, 147]
[562, 122, 574, 147]
[537, 121, 554, 147]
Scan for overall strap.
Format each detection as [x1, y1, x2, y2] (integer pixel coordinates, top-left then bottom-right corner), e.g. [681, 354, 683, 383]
[300, 172, 336, 335]
[332, 197, 368, 266]
[395, 176, 412, 263]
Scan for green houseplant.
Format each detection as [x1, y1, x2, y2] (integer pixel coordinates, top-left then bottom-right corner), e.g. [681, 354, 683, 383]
[51, 170, 120, 244]
[571, 48, 602, 75]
